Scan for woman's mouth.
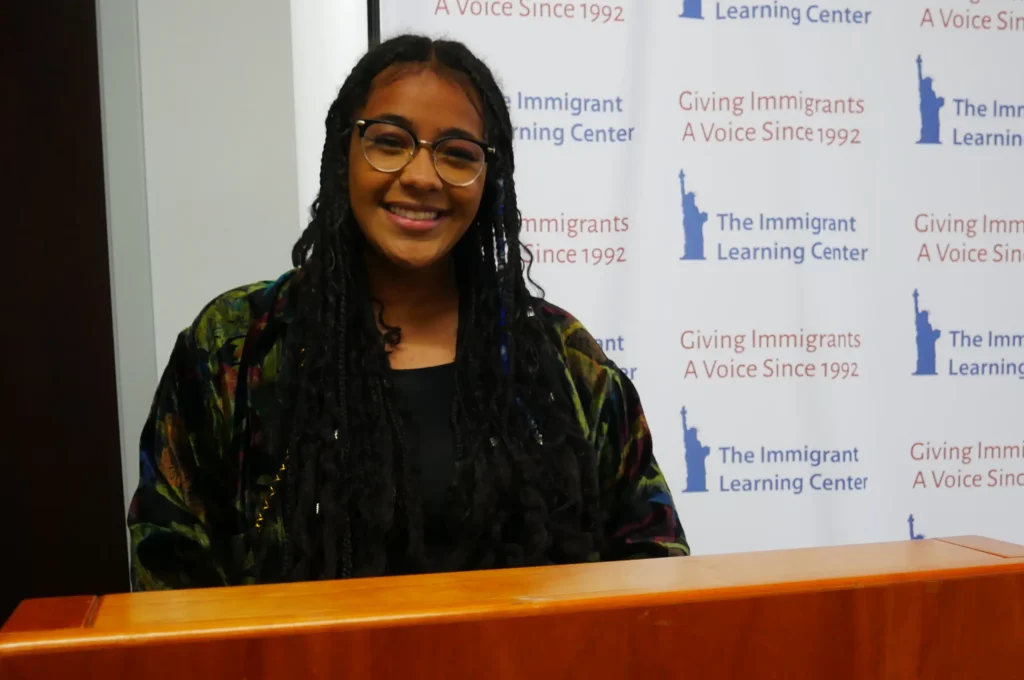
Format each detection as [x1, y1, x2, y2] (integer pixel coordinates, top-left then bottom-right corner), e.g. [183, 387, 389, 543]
[384, 203, 446, 231]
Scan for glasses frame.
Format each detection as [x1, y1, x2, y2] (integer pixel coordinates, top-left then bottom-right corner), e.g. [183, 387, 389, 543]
[355, 118, 496, 187]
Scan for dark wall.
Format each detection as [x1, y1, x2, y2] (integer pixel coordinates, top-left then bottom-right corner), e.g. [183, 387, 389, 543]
[0, 1, 129, 623]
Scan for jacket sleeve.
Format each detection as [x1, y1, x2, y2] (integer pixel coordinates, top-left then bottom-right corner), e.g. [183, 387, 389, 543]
[595, 367, 690, 560]
[126, 329, 231, 590]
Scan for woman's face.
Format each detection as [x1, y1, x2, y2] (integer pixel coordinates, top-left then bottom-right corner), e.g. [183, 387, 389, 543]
[348, 67, 488, 271]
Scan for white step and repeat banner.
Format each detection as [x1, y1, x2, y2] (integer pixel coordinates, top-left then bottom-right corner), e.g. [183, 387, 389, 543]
[370, 0, 1024, 554]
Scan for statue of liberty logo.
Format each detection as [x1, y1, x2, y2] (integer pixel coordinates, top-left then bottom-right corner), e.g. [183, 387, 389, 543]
[681, 407, 711, 492]
[916, 55, 944, 144]
[680, 0, 704, 19]
[679, 170, 708, 261]
[908, 514, 925, 540]
[913, 289, 941, 376]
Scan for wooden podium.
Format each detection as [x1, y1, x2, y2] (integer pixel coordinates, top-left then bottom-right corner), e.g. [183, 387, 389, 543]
[2, 536, 1022, 679]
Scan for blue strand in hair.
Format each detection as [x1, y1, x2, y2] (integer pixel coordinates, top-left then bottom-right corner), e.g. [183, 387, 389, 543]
[496, 177, 509, 374]
[495, 178, 507, 261]
[494, 176, 542, 444]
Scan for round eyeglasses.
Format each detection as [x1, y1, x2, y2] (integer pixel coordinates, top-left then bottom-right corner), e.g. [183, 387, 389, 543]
[355, 119, 494, 187]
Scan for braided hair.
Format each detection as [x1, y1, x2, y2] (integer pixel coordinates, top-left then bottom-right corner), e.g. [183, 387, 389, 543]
[260, 34, 604, 582]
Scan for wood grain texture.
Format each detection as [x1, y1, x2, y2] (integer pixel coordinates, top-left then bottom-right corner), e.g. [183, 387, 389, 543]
[2, 538, 1023, 679]
[936, 535, 1024, 558]
[1, 597, 98, 634]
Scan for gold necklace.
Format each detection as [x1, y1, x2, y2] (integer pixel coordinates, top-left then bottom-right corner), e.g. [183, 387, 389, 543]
[254, 456, 288, 530]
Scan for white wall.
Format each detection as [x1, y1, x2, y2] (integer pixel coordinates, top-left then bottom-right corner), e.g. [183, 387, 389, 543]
[137, 0, 302, 367]
[291, 0, 369, 231]
[96, 0, 157, 514]
[96, 0, 368, 525]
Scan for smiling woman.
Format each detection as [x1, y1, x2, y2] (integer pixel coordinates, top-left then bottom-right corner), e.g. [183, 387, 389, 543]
[348, 68, 490, 274]
[125, 34, 689, 590]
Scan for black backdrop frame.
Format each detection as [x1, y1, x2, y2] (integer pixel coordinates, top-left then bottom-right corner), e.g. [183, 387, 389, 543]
[368, 0, 381, 46]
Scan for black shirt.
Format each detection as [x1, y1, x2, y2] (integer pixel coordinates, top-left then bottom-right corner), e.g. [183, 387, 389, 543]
[391, 362, 457, 552]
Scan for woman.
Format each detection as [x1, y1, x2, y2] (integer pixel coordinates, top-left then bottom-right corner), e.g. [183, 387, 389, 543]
[127, 34, 689, 590]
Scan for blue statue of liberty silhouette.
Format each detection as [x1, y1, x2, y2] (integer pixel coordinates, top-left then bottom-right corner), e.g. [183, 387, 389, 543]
[916, 55, 944, 144]
[680, 0, 704, 19]
[908, 514, 924, 540]
[913, 289, 941, 376]
[681, 407, 711, 492]
[679, 170, 708, 261]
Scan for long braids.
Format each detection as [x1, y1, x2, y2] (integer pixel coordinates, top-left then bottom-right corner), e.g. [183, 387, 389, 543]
[261, 35, 605, 582]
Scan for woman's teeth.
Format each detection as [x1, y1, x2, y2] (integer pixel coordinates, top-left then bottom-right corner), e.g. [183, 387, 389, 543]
[387, 205, 440, 220]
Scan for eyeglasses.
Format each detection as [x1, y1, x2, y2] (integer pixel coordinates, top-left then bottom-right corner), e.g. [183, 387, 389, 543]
[355, 118, 495, 187]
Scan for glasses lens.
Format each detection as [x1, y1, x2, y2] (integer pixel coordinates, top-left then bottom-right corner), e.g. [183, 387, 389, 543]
[435, 138, 486, 186]
[361, 123, 415, 172]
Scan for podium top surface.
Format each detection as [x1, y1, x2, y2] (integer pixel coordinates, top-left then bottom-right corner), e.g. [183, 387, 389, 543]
[2, 535, 1023, 655]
